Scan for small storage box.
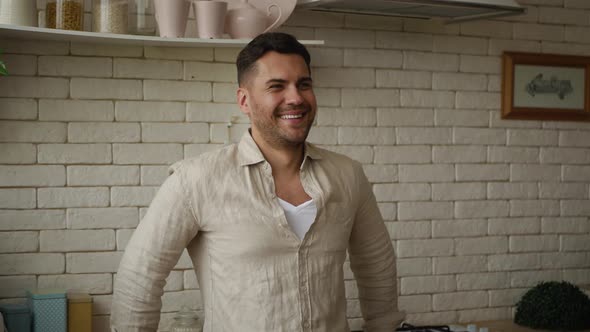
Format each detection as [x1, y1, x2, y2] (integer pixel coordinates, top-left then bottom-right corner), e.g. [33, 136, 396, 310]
[0, 303, 31, 332]
[27, 289, 67, 332]
[68, 293, 93, 332]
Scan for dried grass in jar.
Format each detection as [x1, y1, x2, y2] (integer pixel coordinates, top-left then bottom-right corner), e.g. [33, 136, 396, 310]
[46, 0, 84, 30]
[93, 0, 129, 34]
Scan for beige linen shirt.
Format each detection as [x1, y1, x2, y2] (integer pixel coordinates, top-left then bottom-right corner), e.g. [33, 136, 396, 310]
[111, 131, 404, 332]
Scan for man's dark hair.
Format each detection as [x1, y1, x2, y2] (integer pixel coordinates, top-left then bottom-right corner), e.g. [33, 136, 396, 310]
[236, 32, 311, 87]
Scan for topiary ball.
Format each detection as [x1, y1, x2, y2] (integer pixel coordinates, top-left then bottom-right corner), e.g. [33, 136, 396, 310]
[514, 281, 590, 330]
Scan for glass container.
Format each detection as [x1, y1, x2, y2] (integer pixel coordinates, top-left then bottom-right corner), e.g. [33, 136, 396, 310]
[170, 306, 203, 332]
[92, 0, 129, 34]
[129, 0, 155, 35]
[46, 0, 84, 30]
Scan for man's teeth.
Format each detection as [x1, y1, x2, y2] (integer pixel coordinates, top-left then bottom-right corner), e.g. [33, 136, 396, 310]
[280, 114, 303, 119]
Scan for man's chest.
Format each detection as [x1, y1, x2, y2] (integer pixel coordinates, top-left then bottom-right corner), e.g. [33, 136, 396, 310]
[192, 167, 357, 257]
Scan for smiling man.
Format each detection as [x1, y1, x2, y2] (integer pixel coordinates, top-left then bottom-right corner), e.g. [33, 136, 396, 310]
[111, 32, 404, 332]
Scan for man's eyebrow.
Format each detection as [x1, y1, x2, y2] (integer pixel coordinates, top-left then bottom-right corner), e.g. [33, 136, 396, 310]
[264, 77, 313, 85]
[265, 79, 288, 85]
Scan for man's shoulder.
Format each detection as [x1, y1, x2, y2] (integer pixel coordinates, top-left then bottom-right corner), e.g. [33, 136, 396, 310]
[311, 144, 363, 171]
[168, 143, 240, 177]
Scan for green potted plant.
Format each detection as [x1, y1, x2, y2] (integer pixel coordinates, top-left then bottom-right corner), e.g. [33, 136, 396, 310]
[0, 49, 7, 76]
[515, 281, 590, 330]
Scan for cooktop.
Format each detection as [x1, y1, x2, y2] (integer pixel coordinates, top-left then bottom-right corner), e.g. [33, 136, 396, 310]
[352, 323, 469, 332]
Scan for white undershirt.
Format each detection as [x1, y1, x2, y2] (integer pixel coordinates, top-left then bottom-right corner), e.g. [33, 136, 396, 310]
[277, 198, 317, 240]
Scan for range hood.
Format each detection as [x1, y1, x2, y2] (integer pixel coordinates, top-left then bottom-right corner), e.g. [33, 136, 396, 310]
[296, 0, 526, 23]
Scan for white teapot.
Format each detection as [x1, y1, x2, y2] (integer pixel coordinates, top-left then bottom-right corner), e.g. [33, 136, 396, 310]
[224, 0, 282, 39]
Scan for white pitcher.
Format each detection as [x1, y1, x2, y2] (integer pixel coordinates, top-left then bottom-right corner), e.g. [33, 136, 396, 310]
[224, 0, 282, 39]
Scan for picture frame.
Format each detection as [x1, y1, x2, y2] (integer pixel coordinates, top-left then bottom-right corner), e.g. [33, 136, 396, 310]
[502, 51, 590, 121]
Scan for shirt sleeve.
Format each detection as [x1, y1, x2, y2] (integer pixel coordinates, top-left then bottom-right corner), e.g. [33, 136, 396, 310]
[348, 163, 405, 332]
[110, 163, 200, 332]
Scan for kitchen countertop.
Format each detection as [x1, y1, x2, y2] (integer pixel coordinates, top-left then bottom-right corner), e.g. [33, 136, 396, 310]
[468, 320, 590, 332]
[352, 320, 590, 332]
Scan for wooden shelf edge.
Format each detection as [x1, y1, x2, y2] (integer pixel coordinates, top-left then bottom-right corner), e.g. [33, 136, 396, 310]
[0, 24, 325, 48]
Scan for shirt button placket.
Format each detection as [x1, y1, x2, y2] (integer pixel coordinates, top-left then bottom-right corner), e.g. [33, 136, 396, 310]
[299, 251, 311, 331]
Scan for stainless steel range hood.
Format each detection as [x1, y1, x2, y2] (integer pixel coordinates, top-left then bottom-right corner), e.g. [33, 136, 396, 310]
[296, 0, 526, 23]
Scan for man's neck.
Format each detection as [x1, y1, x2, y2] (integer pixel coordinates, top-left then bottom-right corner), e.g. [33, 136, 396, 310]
[251, 132, 304, 175]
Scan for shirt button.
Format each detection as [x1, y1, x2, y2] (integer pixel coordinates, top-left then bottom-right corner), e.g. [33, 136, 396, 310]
[303, 322, 310, 329]
[301, 285, 307, 292]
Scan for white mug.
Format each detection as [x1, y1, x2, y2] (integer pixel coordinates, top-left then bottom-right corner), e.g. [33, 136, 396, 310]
[154, 0, 191, 38]
[193, 1, 227, 39]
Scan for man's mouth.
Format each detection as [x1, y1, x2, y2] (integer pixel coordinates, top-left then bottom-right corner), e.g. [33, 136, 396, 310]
[277, 105, 310, 120]
[280, 114, 304, 120]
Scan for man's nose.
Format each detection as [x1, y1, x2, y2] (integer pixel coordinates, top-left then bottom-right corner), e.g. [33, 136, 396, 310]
[285, 85, 304, 105]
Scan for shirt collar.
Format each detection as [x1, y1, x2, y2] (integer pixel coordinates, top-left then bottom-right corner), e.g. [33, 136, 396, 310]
[237, 130, 323, 167]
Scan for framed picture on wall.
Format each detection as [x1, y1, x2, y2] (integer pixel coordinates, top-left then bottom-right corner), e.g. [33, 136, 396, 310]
[502, 52, 590, 121]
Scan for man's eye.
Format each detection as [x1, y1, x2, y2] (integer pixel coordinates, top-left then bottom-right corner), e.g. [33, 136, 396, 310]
[299, 82, 312, 89]
[269, 85, 283, 90]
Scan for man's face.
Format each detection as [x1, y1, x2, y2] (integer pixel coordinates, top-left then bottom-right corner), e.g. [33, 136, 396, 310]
[238, 51, 317, 148]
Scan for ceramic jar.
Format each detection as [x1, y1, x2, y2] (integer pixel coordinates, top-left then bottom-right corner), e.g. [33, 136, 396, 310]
[0, 0, 37, 26]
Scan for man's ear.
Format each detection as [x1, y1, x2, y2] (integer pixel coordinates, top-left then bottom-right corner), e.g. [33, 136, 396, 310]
[237, 87, 250, 116]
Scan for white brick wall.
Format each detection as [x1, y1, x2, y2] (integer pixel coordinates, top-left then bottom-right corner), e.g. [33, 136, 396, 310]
[66, 252, 124, 273]
[69, 123, 140, 143]
[116, 101, 185, 122]
[144, 80, 211, 101]
[0, 98, 37, 120]
[0, 121, 66, 142]
[433, 291, 488, 311]
[0, 189, 36, 208]
[71, 78, 142, 100]
[114, 59, 183, 80]
[38, 273, 113, 294]
[0, 232, 39, 253]
[432, 219, 487, 238]
[39, 56, 112, 77]
[67, 208, 139, 229]
[40, 229, 115, 252]
[38, 144, 112, 164]
[2, 3, 590, 330]
[40, 100, 114, 122]
[456, 272, 509, 290]
[401, 275, 456, 295]
[0, 77, 69, 98]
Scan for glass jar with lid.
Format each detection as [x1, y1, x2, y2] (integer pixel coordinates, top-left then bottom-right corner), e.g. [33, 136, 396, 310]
[92, 0, 129, 34]
[129, 0, 155, 35]
[46, 0, 84, 30]
[170, 306, 203, 332]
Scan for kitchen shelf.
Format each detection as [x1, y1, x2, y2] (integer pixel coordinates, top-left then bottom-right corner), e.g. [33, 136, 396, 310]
[0, 24, 324, 48]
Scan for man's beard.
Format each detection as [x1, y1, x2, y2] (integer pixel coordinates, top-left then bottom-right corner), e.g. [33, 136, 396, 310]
[254, 104, 314, 148]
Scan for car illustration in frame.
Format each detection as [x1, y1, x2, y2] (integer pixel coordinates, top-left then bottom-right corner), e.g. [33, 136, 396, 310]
[502, 52, 590, 122]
